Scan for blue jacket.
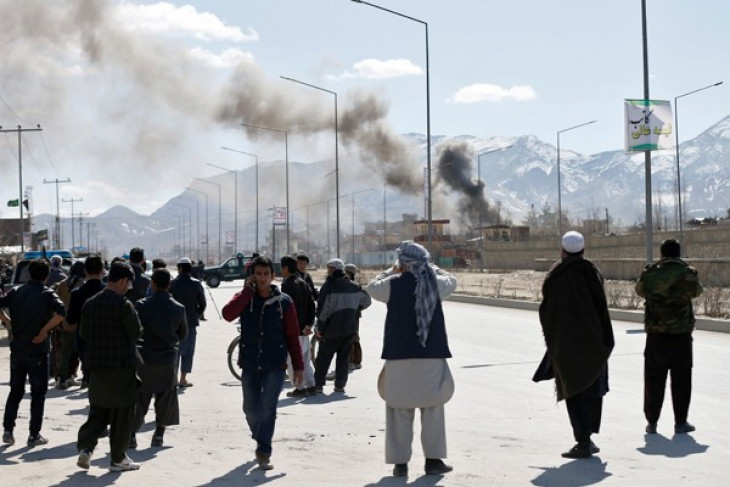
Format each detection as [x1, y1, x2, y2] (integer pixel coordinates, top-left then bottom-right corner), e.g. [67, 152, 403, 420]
[381, 272, 452, 360]
[222, 285, 303, 373]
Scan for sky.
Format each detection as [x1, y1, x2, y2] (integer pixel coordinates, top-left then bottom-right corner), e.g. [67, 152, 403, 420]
[1, 0, 729, 222]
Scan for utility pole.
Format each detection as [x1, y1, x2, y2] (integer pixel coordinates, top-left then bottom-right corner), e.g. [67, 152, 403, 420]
[42, 178, 71, 249]
[62, 197, 82, 252]
[78, 213, 89, 252]
[0, 124, 43, 251]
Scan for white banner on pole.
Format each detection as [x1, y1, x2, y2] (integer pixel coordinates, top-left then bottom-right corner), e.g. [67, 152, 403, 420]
[624, 99, 674, 152]
[273, 207, 287, 225]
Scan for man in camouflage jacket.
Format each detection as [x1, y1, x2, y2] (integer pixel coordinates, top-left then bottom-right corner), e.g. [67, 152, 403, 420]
[636, 238, 703, 435]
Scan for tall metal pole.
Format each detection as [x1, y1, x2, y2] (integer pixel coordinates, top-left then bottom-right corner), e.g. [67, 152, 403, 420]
[280, 76, 341, 256]
[221, 147, 260, 251]
[62, 197, 82, 252]
[673, 81, 723, 255]
[241, 122, 289, 253]
[170, 200, 193, 257]
[207, 162, 238, 253]
[0, 125, 42, 251]
[351, 188, 375, 262]
[556, 121, 597, 235]
[179, 195, 200, 259]
[476, 145, 513, 227]
[194, 178, 221, 262]
[641, 0, 652, 263]
[350, 0, 431, 247]
[42, 178, 70, 249]
[186, 187, 209, 264]
[383, 183, 387, 265]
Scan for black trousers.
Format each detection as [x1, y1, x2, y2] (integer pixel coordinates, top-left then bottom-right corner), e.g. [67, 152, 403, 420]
[566, 392, 603, 443]
[314, 334, 355, 389]
[644, 333, 693, 425]
[3, 353, 48, 436]
[134, 388, 179, 432]
[77, 404, 135, 464]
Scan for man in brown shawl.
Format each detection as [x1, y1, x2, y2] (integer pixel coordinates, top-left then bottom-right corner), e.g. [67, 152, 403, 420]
[538, 231, 614, 459]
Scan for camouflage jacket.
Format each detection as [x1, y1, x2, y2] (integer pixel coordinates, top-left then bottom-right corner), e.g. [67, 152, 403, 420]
[635, 257, 703, 334]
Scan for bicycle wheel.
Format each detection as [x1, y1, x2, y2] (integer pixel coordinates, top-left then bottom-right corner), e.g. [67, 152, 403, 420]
[227, 335, 242, 381]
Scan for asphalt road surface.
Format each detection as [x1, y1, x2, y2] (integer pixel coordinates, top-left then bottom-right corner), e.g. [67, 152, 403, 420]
[1, 281, 728, 486]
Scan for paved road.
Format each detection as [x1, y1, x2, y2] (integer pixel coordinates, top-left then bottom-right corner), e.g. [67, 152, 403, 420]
[1, 282, 729, 486]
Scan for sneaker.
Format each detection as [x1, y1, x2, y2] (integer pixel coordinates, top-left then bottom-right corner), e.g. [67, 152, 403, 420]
[255, 451, 274, 471]
[2, 430, 14, 445]
[393, 463, 408, 477]
[675, 422, 696, 434]
[77, 449, 92, 469]
[325, 371, 335, 381]
[561, 442, 592, 459]
[65, 377, 80, 387]
[27, 434, 49, 447]
[646, 422, 657, 434]
[313, 386, 323, 394]
[129, 434, 137, 449]
[109, 455, 140, 472]
[424, 458, 453, 475]
[306, 386, 318, 395]
[353, 363, 362, 370]
[286, 388, 308, 398]
[589, 440, 600, 454]
[333, 386, 345, 393]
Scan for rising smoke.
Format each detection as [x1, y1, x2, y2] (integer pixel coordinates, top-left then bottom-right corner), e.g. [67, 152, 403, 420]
[436, 140, 489, 229]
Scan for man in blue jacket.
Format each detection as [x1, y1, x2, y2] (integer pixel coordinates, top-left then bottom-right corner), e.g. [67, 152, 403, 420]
[222, 256, 303, 471]
[170, 257, 206, 388]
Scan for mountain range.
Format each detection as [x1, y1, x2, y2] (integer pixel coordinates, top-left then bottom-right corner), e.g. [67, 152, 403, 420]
[30, 115, 730, 259]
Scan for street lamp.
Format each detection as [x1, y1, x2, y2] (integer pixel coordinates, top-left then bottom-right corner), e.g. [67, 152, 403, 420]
[194, 178, 222, 262]
[280, 75, 341, 257]
[557, 120, 597, 235]
[160, 209, 183, 260]
[476, 145, 513, 226]
[221, 146, 259, 251]
[173, 198, 198, 257]
[241, 122, 290, 254]
[674, 81, 723, 254]
[350, 0, 433, 248]
[186, 187, 209, 264]
[351, 188, 375, 262]
[169, 201, 192, 257]
[207, 162, 238, 253]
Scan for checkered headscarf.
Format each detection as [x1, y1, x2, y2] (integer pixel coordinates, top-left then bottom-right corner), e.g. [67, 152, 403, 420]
[397, 241, 438, 348]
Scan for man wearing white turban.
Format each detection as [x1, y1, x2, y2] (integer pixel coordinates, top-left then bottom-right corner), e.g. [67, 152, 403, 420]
[366, 241, 458, 477]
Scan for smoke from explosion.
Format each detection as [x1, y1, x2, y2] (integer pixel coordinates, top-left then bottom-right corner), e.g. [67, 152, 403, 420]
[436, 140, 489, 229]
[0, 0, 423, 211]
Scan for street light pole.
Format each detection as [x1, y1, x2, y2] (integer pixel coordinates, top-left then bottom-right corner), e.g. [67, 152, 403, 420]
[280, 76, 341, 257]
[179, 194, 201, 261]
[194, 178, 222, 262]
[673, 81, 723, 255]
[186, 187, 209, 264]
[207, 162, 238, 253]
[170, 200, 193, 257]
[556, 120, 597, 235]
[476, 145, 513, 227]
[350, 0, 432, 248]
[241, 122, 290, 254]
[351, 188, 375, 262]
[221, 147, 260, 251]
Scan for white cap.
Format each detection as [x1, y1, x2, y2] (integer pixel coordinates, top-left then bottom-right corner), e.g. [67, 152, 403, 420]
[561, 231, 585, 253]
[326, 258, 345, 271]
[177, 257, 192, 265]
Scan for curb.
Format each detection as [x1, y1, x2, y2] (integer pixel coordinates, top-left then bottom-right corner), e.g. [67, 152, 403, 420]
[446, 294, 730, 334]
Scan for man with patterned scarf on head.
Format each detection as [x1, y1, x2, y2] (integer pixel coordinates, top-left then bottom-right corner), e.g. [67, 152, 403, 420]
[366, 241, 458, 478]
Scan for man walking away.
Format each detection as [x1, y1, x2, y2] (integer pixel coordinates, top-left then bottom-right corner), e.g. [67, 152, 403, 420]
[538, 231, 614, 459]
[222, 256, 304, 471]
[636, 238, 703, 435]
[125, 247, 150, 303]
[132, 268, 187, 449]
[52, 261, 85, 390]
[313, 259, 371, 394]
[76, 262, 142, 472]
[45, 255, 67, 287]
[280, 256, 316, 397]
[169, 257, 206, 388]
[367, 241, 457, 477]
[1, 259, 66, 447]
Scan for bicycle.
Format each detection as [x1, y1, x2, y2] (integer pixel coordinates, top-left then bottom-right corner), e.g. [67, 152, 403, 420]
[227, 325, 242, 381]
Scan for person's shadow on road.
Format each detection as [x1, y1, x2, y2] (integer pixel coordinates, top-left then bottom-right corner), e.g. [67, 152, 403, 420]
[637, 432, 709, 458]
[530, 456, 611, 486]
[364, 473, 446, 487]
[193, 460, 286, 486]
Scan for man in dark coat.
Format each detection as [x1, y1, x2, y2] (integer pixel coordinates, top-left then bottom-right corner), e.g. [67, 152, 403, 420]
[76, 262, 142, 472]
[636, 238, 703, 435]
[313, 258, 371, 394]
[538, 231, 614, 459]
[169, 257, 206, 388]
[1, 259, 66, 447]
[125, 247, 150, 303]
[132, 268, 187, 449]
